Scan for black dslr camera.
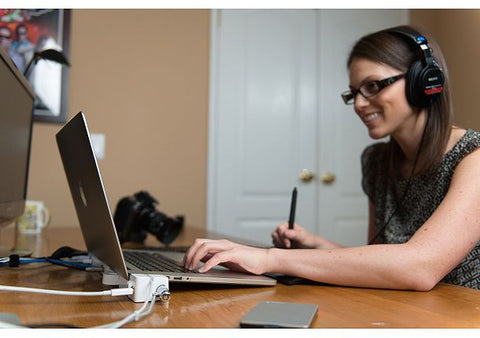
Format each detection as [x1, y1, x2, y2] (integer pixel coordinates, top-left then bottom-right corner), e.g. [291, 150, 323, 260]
[113, 191, 184, 245]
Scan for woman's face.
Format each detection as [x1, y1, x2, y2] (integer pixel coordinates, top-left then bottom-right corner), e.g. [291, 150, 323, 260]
[348, 57, 419, 140]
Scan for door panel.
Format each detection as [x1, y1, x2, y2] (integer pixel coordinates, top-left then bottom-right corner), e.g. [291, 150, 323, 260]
[208, 10, 317, 244]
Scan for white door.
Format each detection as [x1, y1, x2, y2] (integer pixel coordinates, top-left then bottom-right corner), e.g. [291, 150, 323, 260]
[208, 9, 408, 246]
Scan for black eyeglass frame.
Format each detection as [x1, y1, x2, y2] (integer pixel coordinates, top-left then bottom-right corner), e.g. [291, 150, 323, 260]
[341, 73, 405, 105]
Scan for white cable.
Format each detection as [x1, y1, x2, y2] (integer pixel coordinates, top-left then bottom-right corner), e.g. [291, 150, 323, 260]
[0, 284, 133, 297]
[0, 285, 148, 329]
[94, 294, 156, 328]
[0, 285, 131, 329]
[93, 278, 160, 328]
[0, 279, 165, 329]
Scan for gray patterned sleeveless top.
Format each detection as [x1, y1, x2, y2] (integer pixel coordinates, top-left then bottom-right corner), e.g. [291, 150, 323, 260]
[361, 129, 480, 289]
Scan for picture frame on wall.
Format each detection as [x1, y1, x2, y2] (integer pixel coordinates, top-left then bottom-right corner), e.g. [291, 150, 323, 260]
[0, 9, 71, 123]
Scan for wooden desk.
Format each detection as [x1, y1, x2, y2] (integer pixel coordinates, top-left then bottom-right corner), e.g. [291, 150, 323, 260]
[0, 225, 479, 328]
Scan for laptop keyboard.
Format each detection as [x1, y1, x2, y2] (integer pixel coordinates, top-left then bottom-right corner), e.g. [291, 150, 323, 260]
[123, 250, 197, 273]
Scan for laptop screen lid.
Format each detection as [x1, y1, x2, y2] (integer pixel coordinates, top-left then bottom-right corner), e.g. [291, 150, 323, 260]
[57, 112, 276, 287]
[56, 112, 129, 280]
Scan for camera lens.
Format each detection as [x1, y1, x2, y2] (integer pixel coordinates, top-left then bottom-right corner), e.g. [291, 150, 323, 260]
[114, 191, 183, 245]
[146, 212, 182, 245]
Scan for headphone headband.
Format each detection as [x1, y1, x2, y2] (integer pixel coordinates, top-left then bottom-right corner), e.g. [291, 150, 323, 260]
[385, 26, 435, 66]
[383, 26, 445, 107]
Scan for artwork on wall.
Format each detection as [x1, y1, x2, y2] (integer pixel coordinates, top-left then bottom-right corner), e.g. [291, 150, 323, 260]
[0, 9, 71, 123]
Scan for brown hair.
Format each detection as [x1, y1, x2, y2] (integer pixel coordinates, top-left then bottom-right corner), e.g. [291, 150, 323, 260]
[347, 25, 454, 177]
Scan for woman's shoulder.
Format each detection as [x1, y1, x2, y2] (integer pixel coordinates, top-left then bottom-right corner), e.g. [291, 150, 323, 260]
[361, 141, 390, 199]
[361, 141, 390, 178]
[447, 128, 480, 155]
[462, 128, 480, 145]
[443, 128, 480, 167]
[361, 141, 389, 162]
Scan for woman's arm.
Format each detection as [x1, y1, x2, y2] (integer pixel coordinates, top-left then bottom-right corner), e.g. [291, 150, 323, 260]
[271, 149, 480, 290]
[184, 149, 480, 291]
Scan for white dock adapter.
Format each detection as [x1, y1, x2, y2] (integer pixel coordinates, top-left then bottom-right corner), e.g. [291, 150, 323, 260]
[127, 273, 170, 303]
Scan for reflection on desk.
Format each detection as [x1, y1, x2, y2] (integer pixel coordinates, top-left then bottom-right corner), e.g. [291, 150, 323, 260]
[0, 225, 479, 329]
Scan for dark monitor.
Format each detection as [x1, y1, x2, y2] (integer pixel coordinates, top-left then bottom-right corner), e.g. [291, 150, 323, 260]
[0, 46, 35, 230]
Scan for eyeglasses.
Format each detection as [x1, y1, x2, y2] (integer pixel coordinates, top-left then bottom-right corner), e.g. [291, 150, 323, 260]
[341, 73, 405, 105]
[0, 34, 11, 40]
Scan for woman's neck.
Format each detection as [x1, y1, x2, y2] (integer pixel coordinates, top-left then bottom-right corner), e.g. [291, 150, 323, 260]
[393, 111, 427, 163]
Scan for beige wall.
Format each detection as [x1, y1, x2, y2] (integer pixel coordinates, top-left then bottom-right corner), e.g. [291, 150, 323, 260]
[26, 9, 480, 231]
[27, 9, 210, 229]
[411, 9, 480, 129]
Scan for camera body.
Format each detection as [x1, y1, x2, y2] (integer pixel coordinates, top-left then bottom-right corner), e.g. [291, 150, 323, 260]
[113, 191, 184, 245]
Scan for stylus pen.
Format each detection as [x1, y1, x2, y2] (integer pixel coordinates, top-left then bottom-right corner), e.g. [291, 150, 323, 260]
[288, 187, 297, 230]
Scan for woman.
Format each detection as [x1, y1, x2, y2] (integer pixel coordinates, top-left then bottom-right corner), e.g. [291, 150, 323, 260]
[182, 25, 480, 291]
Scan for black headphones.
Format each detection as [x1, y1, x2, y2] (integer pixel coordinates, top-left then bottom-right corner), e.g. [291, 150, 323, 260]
[384, 26, 445, 108]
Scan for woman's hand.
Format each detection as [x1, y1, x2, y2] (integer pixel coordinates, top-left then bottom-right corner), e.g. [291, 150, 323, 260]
[182, 238, 270, 274]
[271, 223, 317, 248]
[271, 223, 342, 249]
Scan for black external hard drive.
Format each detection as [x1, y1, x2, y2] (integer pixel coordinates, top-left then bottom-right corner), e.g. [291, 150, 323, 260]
[239, 301, 318, 328]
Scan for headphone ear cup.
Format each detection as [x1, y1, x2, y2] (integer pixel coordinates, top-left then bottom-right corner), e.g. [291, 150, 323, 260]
[405, 61, 445, 108]
[385, 27, 446, 108]
[405, 60, 424, 107]
[419, 65, 445, 102]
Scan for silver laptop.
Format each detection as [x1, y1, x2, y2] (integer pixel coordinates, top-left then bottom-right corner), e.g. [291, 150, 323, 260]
[56, 112, 276, 286]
